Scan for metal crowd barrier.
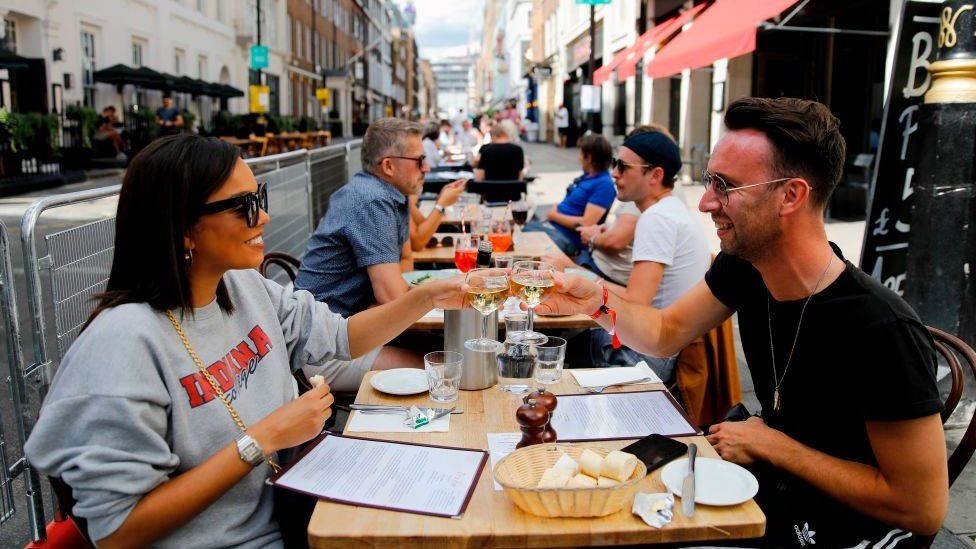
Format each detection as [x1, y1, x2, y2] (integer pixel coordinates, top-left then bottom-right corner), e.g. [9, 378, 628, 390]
[7, 139, 361, 543]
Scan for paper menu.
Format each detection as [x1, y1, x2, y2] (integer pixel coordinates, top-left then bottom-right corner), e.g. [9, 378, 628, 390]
[550, 390, 698, 441]
[272, 433, 487, 518]
[569, 360, 663, 387]
[486, 433, 521, 491]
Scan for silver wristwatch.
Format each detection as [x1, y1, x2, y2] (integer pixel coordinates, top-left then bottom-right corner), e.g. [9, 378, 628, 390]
[434, 204, 447, 214]
[236, 434, 265, 467]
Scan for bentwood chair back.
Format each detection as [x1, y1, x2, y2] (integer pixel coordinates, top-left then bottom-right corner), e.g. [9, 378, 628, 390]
[927, 326, 976, 487]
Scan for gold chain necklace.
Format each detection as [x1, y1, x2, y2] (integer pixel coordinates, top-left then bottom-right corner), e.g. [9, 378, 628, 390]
[165, 310, 281, 473]
[766, 253, 834, 413]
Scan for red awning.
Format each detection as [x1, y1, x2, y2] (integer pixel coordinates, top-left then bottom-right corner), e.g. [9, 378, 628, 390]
[645, 0, 799, 79]
[593, 4, 705, 87]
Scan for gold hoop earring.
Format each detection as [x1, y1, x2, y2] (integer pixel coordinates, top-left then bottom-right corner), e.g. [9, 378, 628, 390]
[185, 248, 194, 265]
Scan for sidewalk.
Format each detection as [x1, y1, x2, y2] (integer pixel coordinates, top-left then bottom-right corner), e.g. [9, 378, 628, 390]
[523, 140, 976, 547]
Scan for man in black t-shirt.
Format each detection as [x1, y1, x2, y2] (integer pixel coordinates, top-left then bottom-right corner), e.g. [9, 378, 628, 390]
[536, 97, 948, 547]
[474, 124, 524, 181]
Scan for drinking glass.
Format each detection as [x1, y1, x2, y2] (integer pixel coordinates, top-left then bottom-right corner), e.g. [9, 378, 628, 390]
[494, 255, 514, 269]
[464, 268, 509, 352]
[453, 234, 479, 273]
[496, 341, 535, 394]
[488, 219, 513, 252]
[503, 313, 528, 341]
[508, 261, 555, 345]
[533, 336, 566, 385]
[424, 351, 463, 403]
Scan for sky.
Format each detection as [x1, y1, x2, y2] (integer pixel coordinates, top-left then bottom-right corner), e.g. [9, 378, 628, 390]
[396, 0, 484, 60]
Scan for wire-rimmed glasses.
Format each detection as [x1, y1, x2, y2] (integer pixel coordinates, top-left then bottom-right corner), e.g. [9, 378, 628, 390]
[701, 169, 800, 206]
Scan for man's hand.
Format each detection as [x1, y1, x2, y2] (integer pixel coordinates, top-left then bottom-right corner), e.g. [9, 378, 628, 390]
[542, 250, 575, 271]
[422, 276, 468, 310]
[577, 224, 604, 246]
[706, 417, 786, 465]
[437, 179, 466, 207]
[529, 272, 602, 316]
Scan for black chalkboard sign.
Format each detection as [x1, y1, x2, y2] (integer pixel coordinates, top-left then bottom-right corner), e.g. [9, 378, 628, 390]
[861, 0, 941, 296]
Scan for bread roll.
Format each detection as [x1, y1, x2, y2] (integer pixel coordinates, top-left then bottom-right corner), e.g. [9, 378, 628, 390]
[553, 453, 580, 475]
[597, 476, 619, 487]
[578, 449, 603, 478]
[537, 467, 573, 488]
[568, 473, 598, 488]
[600, 450, 638, 482]
[309, 375, 326, 388]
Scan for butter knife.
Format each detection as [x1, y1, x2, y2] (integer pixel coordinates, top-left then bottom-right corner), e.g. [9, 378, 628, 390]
[350, 404, 463, 414]
[682, 443, 697, 517]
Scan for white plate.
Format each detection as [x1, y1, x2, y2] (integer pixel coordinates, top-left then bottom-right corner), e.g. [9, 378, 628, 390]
[370, 368, 429, 396]
[660, 457, 759, 506]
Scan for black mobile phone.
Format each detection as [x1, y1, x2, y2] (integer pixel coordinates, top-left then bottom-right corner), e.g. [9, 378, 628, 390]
[621, 434, 688, 473]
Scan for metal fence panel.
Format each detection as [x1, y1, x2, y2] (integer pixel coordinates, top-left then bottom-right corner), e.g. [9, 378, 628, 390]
[0, 222, 26, 530]
[246, 150, 312, 284]
[346, 140, 363, 176]
[308, 144, 348, 227]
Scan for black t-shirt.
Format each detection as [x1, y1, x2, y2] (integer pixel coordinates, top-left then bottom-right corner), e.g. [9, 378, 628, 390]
[705, 244, 942, 548]
[477, 142, 524, 180]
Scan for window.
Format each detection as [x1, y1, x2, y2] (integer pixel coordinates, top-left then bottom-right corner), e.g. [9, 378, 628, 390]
[1, 19, 16, 53]
[81, 29, 97, 107]
[305, 25, 312, 61]
[198, 55, 208, 79]
[132, 40, 145, 67]
[216, 0, 225, 22]
[197, 0, 206, 13]
[287, 15, 293, 53]
[174, 49, 185, 75]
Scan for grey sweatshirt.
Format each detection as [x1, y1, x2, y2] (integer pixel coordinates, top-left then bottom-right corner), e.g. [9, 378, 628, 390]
[25, 269, 351, 548]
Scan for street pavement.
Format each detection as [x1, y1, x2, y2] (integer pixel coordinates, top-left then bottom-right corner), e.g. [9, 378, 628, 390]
[0, 144, 971, 546]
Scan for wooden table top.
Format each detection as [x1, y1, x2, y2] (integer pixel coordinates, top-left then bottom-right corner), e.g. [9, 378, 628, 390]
[413, 232, 556, 264]
[307, 372, 766, 548]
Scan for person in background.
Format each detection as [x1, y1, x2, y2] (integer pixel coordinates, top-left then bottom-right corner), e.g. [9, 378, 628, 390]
[473, 124, 525, 181]
[23, 134, 465, 548]
[555, 104, 570, 148]
[524, 133, 616, 256]
[456, 119, 481, 153]
[408, 178, 466, 252]
[296, 118, 430, 370]
[536, 97, 948, 547]
[155, 95, 183, 137]
[437, 119, 453, 150]
[422, 123, 443, 168]
[94, 106, 127, 160]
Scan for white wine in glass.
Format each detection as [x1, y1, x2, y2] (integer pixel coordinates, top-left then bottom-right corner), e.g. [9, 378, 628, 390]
[464, 268, 509, 351]
[508, 261, 554, 346]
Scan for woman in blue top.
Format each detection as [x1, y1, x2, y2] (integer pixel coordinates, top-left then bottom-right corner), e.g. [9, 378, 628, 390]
[524, 133, 616, 255]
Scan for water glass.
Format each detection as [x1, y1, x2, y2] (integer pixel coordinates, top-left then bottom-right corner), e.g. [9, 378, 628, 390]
[533, 336, 566, 385]
[424, 351, 463, 402]
[496, 342, 535, 394]
[503, 313, 528, 341]
[494, 255, 514, 269]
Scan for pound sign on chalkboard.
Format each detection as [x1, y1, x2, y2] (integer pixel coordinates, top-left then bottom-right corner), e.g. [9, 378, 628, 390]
[873, 208, 891, 236]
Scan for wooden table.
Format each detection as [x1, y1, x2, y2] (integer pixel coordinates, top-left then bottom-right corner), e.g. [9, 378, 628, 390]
[307, 372, 766, 548]
[413, 232, 556, 264]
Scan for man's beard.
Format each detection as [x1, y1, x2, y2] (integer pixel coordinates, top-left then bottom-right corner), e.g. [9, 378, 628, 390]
[721, 217, 781, 264]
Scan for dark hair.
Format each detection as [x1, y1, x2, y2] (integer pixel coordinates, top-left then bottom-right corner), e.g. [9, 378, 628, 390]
[103, 106, 116, 113]
[724, 97, 846, 208]
[422, 122, 440, 141]
[85, 135, 242, 327]
[578, 133, 612, 171]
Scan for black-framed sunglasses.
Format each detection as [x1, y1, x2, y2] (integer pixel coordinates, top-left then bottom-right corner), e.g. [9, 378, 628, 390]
[610, 157, 652, 173]
[384, 154, 427, 169]
[701, 169, 799, 206]
[199, 184, 269, 227]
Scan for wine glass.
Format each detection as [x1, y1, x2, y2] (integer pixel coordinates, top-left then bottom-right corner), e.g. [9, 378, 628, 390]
[454, 234, 479, 273]
[510, 195, 528, 247]
[464, 268, 509, 352]
[507, 260, 554, 345]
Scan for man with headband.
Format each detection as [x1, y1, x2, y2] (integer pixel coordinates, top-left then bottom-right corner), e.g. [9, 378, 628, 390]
[569, 129, 709, 380]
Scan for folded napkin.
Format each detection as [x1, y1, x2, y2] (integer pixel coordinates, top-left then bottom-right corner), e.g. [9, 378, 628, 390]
[422, 308, 445, 320]
[633, 492, 674, 528]
[345, 410, 450, 433]
[570, 360, 663, 388]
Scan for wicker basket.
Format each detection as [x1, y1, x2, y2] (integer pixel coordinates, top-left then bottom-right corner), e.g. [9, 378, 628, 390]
[493, 443, 647, 518]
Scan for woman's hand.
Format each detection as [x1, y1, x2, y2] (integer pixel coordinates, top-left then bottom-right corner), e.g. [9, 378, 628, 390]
[529, 272, 602, 316]
[422, 276, 469, 310]
[250, 383, 334, 454]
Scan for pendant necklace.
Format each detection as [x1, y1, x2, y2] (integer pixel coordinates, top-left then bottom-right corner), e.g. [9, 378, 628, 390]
[767, 252, 834, 413]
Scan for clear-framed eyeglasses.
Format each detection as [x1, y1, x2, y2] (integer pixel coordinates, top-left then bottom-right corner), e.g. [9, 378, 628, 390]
[701, 169, 803, 206]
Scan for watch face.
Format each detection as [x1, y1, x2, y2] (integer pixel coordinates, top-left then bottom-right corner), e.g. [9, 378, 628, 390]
[238, 436, 264, 465]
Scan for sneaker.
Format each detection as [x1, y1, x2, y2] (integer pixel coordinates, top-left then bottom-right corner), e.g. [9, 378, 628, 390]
[115, 152, 128, 161]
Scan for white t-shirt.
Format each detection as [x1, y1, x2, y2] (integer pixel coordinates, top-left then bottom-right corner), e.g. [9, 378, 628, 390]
[423, 137, 443, 168]
[592, 200, 640, 285]
[632, 195, 710, 309]
[556, 107, 569, 129]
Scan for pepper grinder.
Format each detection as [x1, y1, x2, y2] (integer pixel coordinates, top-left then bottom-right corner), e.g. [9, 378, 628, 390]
[515, 398, 549, 449]
[524, 388, 557, 443]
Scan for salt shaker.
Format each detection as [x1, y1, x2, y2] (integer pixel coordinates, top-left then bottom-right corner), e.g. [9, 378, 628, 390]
[515, 398, 549, 449]
[524, 388, 557, 443]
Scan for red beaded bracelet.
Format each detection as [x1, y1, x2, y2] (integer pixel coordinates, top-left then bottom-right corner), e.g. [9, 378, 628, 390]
[588, 286, 621, 349]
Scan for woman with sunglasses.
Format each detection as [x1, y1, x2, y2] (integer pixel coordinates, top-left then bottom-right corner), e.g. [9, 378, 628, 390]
[25, 135, 465, 548]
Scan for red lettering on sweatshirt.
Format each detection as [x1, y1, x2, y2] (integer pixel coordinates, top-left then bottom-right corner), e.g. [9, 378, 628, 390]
[178, 325, 274, 408]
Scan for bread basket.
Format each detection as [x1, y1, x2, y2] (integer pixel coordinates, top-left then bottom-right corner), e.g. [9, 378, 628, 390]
[493, 443, 647, 518]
